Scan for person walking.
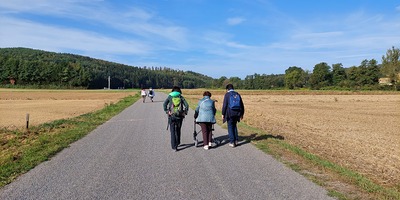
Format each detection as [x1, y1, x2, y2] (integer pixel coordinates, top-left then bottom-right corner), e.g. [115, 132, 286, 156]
[141, 88, 147, 103]
[194, 91, 216, 150]
[222, 84, 244, 147]
[163, 86, 189, 152]
[148, 88, 155, 102]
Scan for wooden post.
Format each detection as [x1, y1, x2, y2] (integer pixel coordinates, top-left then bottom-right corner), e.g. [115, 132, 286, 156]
[26, 113, 30, 130]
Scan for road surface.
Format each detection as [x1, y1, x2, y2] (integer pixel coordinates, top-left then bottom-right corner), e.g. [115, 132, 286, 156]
[0, 92, 335, 200]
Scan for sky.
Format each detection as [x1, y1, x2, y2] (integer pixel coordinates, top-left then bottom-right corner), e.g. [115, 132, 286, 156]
[1, 0, 400, 79]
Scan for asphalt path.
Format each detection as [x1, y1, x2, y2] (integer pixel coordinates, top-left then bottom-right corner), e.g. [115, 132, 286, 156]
[0, 92, 335, 200]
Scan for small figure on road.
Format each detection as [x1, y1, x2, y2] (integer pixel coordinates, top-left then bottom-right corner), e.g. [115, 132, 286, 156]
[141, 88, 147, 103]
[222, 84, 245, 147]
[163, 86, 189, 152]
[194, 91, 216, 150]
[148, 87, 155, 102]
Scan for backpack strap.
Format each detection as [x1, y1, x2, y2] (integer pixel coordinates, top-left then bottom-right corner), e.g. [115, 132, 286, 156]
[199, 98, 209, 109]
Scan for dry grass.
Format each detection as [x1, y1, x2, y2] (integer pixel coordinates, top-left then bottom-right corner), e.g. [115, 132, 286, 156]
[183, 89, 400, 188]
[0, 89, 134, 129]
[1, 88, 399, 190]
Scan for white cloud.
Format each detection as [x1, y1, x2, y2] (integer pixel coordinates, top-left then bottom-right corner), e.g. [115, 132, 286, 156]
[227, 17, 245, 25]
[0, 17, 152, 55]
[0, 1, 189, 47]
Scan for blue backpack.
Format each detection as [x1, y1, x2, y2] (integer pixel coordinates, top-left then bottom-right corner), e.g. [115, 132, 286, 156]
[229, 92, 241, 111]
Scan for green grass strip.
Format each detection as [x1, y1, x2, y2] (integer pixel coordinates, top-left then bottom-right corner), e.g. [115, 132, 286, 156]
[0, 93, 140, 188]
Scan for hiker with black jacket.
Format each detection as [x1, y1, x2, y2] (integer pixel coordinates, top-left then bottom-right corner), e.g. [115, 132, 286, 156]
[163, 86, 189, 152]
[222, 84, 245, 147]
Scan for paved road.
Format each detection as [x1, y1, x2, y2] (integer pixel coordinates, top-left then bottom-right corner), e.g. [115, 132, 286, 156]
[0, 92, 335, 200]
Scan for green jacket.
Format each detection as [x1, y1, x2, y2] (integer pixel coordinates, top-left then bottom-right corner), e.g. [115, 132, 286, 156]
[163, 91, 189, 119]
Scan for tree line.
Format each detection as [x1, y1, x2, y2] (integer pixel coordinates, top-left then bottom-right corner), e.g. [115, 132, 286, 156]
[0, 48, 213, 89]
[1, 47, 399, 90]
[212, 46, 399, 91]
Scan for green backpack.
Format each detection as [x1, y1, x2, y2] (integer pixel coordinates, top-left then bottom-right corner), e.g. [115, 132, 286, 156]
[170, 96, 185, 118]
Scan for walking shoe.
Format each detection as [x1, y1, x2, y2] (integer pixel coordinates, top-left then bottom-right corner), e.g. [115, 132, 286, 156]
[209, 142, 212, 146]
[203, 145, 209, 150]
[228, 143, 235, 148]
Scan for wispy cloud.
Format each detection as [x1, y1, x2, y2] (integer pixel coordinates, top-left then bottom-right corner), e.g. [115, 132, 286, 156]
[0, 1, 189, 56]
[0, 17, 152, 55]
[227, 17, 245, 25]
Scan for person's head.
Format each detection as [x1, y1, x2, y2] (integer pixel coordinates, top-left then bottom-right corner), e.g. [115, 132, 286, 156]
[171, 86, 182, 94]
[225, 84, 234, 91]
[203, 91, 212, 97]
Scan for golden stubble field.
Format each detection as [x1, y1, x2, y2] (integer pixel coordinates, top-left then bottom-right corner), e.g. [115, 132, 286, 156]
[0, 89, 134, 129]
[184, 89, 400, 187]
[1, 89, 399, 187]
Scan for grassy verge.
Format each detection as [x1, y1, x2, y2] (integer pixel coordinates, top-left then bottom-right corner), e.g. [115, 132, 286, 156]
[185, 97, 400, 200]
[0, 93, 140, 188]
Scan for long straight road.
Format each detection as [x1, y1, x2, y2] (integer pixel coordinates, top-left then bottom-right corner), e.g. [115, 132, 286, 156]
[0, 92, 335, 200]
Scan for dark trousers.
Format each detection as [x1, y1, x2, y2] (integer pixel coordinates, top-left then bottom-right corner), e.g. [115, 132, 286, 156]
[169, 118, 182, 149]
[199, 122, 212, 146]
[227, 118, 239, 144]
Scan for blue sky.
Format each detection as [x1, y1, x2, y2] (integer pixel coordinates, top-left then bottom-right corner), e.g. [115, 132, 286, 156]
[1, 0, 400, 78]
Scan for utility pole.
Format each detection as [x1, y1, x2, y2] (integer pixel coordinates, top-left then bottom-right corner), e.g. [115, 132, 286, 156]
[108, 76, 110, 89]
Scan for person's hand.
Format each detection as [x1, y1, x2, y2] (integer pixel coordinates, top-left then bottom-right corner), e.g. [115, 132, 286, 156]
[221, 115, 224, 120]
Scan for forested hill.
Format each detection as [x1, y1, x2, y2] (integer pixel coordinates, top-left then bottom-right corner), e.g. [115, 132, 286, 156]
[0, 47, 214, 89]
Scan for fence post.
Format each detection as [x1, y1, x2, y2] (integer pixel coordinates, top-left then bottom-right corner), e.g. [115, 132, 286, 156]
[26, 113, 30, 130]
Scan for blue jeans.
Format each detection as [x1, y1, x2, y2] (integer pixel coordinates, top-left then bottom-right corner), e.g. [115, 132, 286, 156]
[227, 118, 239, 144]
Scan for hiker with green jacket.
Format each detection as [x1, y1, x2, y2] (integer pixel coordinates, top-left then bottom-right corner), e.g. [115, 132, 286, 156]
[163, 86, 189, 152]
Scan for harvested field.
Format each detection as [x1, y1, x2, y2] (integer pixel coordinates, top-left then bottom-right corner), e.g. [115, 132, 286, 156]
[1, 88, 399, 187]
[184, 89, 400, 187]
[0, 89, 134, 129]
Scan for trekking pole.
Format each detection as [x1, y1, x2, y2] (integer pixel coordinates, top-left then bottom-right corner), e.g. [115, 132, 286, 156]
[193, 120, 198, 147]
[166, 115, 170, 130]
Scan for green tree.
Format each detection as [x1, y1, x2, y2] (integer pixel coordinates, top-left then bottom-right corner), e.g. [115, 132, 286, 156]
[243, 75, 254, 89]
[309, 62, 332, 89]
[228, 77, 242, 89]
[331, 63, 346, 86]
[346, 66, 359, 88]
[381, 46, 400, 90]
[284, 66, 306, 89]
[364, 59, 380, 86]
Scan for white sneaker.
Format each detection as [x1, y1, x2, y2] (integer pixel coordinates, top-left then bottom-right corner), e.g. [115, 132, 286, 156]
[209, 142, 212, 146]
[203, 145, 209, 150]
[229, 143, 235, 148]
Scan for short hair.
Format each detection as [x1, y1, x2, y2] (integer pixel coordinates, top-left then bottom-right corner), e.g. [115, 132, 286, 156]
[203, 91, 212, 97]
[225, 84, 234, 90]
[171, 86, 182, 94]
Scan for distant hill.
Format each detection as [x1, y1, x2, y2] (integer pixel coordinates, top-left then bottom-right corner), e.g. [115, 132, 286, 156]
[0, 47, 214, 89]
